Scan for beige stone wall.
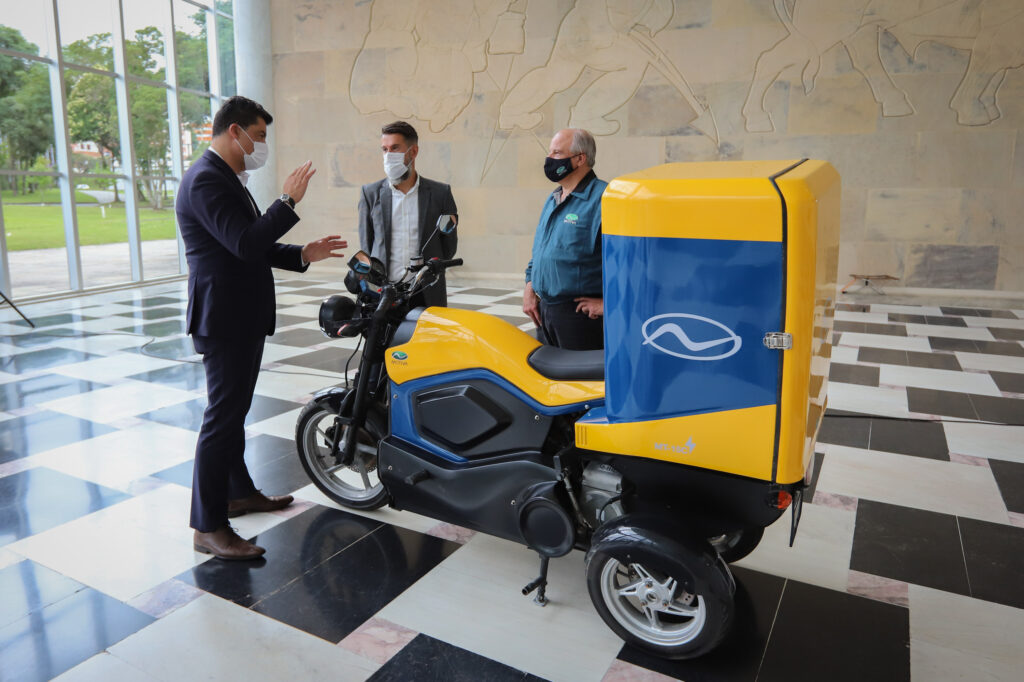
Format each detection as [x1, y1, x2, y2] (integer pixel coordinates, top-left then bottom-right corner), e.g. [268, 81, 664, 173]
[269, 0, 1024, 293]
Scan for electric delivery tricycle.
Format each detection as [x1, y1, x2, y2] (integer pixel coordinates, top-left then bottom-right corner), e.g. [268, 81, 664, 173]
[295, 160, 840, 659]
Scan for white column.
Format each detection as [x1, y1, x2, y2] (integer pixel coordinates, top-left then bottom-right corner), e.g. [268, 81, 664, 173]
[232, 0, 276, 210]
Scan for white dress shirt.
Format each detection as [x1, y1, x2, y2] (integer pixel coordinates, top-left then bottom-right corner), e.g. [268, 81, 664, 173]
[388, 176, 420, 281]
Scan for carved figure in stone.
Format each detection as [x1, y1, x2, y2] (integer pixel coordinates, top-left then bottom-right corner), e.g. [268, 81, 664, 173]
[350, 0, 523, 133]
[497, 0, 717, 141]
[743, 0, 1024, 132]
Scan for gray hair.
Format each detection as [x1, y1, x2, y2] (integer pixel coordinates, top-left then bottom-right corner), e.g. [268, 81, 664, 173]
[569, 128, 596, 168]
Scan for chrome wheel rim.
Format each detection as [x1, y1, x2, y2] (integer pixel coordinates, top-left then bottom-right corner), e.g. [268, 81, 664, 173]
[301, 407, 382, 502]
[599, 558, 706, 646]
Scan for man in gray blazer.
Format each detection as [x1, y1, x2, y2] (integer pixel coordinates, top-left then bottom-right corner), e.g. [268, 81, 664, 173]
[357, 121, 458, 307]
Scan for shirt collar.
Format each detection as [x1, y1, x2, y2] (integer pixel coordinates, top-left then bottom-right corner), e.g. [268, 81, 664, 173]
[208, 147, 248, 186]
[551, 169, 597, 201]
[391, 174, 420, 195]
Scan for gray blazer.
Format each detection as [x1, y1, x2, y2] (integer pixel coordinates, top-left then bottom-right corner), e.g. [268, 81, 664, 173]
[357, 175, 458, 307]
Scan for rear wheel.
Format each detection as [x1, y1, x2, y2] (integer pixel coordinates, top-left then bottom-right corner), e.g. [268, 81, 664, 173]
[296, 398, 388, 510]
[708, 527, 764, 563]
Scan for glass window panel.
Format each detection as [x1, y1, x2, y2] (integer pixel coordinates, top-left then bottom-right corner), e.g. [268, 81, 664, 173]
[214, 0, 231, 16]
[65, 72, 122, 176]
[130, 82, 173, 178]
[2, 179, 72, 297]
[215, 14, 235, 96]
[174, 0, 209, 92]
[77, 196, 132, 288]
[124, 0, 170, 80]
[59, 0, 115, 71]
[141, 178, 181, 278]
[0, 60, 55, 173]
[0, 0, 51, 59]
[179, 92, 213, 170]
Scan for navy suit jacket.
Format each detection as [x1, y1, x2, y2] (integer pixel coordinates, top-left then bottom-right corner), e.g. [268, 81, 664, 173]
[357, 175, 457, 307]
[176, 149, 307, 339]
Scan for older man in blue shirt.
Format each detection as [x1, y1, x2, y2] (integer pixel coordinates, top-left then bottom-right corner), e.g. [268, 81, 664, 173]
[523, 128, 608, 350]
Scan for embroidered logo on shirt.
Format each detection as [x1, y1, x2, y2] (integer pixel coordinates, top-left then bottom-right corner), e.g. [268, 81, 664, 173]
[564, 213, 579, 225]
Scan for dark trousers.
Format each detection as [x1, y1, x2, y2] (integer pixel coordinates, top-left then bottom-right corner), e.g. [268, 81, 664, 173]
[189, 333, 264, 532]
[538, 299, 604, 350]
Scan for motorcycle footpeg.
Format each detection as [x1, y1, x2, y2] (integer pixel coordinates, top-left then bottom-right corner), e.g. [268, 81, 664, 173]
[403, 469, 431, 486]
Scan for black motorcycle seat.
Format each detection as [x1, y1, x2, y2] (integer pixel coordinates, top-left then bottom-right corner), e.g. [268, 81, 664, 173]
[527, 345, 604, 381]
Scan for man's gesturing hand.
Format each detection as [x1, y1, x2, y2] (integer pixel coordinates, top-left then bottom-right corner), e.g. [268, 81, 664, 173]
[523, 281, 541, 327]
[282, 160, 316, 204]
[302, 236, 347, 264]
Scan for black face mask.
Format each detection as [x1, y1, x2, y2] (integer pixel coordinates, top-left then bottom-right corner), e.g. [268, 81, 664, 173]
[544, 155, 575, 182]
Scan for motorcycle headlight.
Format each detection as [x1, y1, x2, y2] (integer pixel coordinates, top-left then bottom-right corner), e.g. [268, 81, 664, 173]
[318, 295, 358, 338]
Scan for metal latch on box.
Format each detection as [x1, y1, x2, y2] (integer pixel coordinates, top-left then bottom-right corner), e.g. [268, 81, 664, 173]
[762, 332, 792, 350]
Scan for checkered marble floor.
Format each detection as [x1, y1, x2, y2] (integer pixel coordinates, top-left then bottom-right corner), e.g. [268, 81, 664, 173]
[1, 278, 1022, 681]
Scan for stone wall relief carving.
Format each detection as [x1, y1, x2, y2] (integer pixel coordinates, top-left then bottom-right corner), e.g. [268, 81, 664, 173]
[743, 0, 1024, 132]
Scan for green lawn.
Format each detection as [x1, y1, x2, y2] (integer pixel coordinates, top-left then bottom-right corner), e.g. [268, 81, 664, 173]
[2, 203, 178, 250]
[2, 188, 97, 204]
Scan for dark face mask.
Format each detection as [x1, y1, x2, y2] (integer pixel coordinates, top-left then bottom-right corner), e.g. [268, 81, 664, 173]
[544, 155, 575, 182]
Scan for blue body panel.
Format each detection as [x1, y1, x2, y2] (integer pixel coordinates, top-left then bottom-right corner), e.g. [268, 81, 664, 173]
[390, 369, 603, 464]
[603, 235, 783, 423]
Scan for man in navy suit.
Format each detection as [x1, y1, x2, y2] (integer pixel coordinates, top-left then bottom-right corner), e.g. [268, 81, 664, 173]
[177, 96, 346, 560]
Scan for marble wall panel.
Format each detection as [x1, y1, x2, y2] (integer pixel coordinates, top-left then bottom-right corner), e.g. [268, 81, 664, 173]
[995, 246, 1024, 291]
[272, 52, 324, 98]
[864, 189, 962, 243]
[903, 244, 999, 289]
[290, 0, 370, 53]
[914, 130, 1016, 188]
[787, 74, 881, 135]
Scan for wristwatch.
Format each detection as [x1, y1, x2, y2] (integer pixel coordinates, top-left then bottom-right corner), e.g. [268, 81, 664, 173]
[280, 193, 295, 209]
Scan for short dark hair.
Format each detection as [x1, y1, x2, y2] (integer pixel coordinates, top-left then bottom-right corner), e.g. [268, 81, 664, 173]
[381, 121, 418, 145]
[212, 96, 273, 136]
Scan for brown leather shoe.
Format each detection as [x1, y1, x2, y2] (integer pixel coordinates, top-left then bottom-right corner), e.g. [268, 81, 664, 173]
[227, 491, 294, 518]
[193, 525, 266, 560]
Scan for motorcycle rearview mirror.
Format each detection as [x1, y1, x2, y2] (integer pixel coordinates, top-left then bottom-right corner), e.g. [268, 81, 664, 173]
[420, 214, 457, 257]
[348, 251, 371, 275]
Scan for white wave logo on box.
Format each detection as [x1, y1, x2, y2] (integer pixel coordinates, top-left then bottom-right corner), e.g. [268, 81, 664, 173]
[641, 313, 742, 361]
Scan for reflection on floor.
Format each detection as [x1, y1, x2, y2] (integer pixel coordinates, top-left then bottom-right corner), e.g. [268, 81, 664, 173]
[1, 278, 1023, 681]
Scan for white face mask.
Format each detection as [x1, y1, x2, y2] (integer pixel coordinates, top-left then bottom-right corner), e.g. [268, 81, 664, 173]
[236, 127, 269, 171]
[383, 151, 409, 183]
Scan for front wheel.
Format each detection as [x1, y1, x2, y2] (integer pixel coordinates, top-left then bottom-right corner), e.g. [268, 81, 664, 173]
[295, 398, 388, 510]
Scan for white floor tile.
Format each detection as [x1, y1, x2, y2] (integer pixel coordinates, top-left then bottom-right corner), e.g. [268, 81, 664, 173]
[909, 584, 1024, 682]
[245, 407, 304, 440]
[734, 503, 855, 592]
[904, 324, 995, 341]
[0, 548, 24, 571]
[53, 333, 152, 354]
[878, 365, 1002, 396]
[835, 332, 932, 352]
[826, 383, 911, 417]
[275, 293, 322, 304]
[943, 422, 1024, 464]
[829, 345, 860, 365]
[38, 380, 196, 424]
[954, 352, 1024, 374]
[868, 304, 943, 316]
[447, 293, 508, 305]
[478, 303, 529, 317]
[834, 310, 891, 323]
[260, 342, 315, 364]
[107, 594, 380, 681]
[378, 534, 623, 682]
[275, 304, 321, 319]
[30, 422, 198, 492]
[815, 444, 1008, 524]
[963, 316, 1024, 330]
[254, 370, 341, 402]
[54, 653, 157, 682]
[50, 353, 180, 383]
[8, 484, 203, 601]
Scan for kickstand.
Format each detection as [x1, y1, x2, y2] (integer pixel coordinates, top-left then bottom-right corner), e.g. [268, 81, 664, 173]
[521, 555, 550, 606]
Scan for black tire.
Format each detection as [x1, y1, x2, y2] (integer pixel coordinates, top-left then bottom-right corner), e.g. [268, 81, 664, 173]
[708, 527, 764, 563]
[586, 530, 734, 660]
[295, 397, 388, 510]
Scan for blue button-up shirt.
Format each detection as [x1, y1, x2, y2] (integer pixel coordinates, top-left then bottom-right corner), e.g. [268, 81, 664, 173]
[525, 171, 607, 304]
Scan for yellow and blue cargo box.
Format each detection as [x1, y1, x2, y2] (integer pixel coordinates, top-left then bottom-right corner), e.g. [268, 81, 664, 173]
[576, 160, 840, 486]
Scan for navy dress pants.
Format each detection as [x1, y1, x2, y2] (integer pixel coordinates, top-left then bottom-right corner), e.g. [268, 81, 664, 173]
[189, 333, 265, 532]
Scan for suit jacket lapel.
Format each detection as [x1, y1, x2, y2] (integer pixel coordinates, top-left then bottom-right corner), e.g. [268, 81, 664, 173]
[243, 186, 261, 217]
[204, 150, 259, 218]
[418, 180, 432, 245]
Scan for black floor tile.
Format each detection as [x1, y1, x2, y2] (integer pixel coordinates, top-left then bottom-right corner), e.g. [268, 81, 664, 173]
[273, 313, 310, 328]
[959, 518, 1024, 610]
[10, 313, 94, 328]
[836, 303, 870, 312]
[0, 468, 129, 547]
[287, 286, 345, 298]
[116, 319, 187, 336]
[126, 363, 206, 391]
[756, 581, 909, 682]
[139, 395, 301, 432]
[939, 307, 1016, 319]
[968, 394, 1024, 424]
[252, 522, 460, 642]
[0, 375, 108, 412]
[0, 411, 116, 464]
[816, 415, 870, 449]
[857, 347, 908, 365]
[906, 387, 978, 420]
[114, 306, 183, 321]
[618, 567, 785, 682]
[905, 350, 962, 371]
[370, 633, 546, 682]
[864, 322, 907, 336]
[990, 371, 1024, 394]
[447, 302, 486, 311]
[927, 336, 977, 353]
[0, 560, 83, 629]
[868, 418, 949, 460]
[850, 500, 969, 596]
[268, 328, 331, 347]
[923, 315, 967, 327]
[133, 337, 195, 359]
[988, 326, 1024, 341]
[273, 279, 314, 288]
[989, 459, 1024, 514]
[114, 296, 180, 307]
[887, 313, 926, 324]
[973, 340, 1024, 357]
[828, 362, 880, 386]
[494, 315, 530, 328]
[0, 580, 153, 682]
[0, 331, 87, 349]
[455, 287, 517, 297]
[0, 348, 100, 374]
[282, 347, 355, 373]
